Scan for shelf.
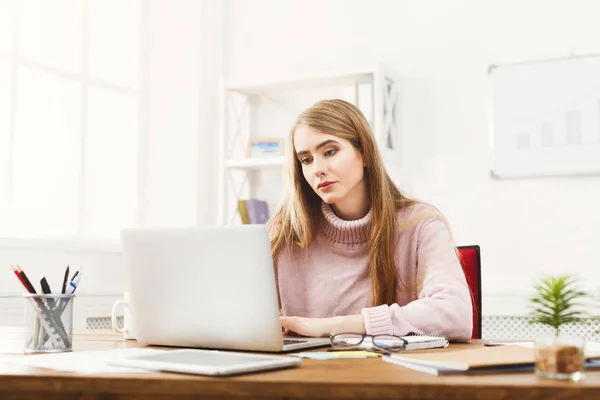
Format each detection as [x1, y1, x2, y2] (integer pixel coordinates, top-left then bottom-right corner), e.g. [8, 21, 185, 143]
[226, 67, 378, 95]
[225, 157, 285, 170]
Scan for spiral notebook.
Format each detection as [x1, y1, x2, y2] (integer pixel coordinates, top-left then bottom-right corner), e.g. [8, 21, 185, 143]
[400, 333, 449, 351]
[360, 332, 449, 351]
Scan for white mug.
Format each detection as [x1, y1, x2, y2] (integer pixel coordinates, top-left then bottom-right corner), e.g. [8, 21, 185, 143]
[111, 292, 137, 340]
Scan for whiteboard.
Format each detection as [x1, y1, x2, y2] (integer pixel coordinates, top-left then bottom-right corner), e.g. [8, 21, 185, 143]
[489, 54, 600, 178]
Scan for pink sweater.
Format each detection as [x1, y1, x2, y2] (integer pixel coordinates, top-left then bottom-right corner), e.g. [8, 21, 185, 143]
[276, 202, 473, 341]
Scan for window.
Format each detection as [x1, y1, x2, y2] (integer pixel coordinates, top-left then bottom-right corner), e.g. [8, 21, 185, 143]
[0, 0, 141, 239]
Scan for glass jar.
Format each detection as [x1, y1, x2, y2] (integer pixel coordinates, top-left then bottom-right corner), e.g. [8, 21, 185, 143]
[535, 336, 585, 381]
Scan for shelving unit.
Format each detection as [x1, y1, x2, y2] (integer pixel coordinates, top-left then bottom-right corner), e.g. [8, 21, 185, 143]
[224, 156, 285, 170]
[217, 64, 402, 225]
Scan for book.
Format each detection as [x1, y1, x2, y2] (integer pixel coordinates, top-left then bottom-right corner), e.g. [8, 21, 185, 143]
[237, 200, 250, 224]
[384, 355, 537, 376]
[383, 344, 534, 375]
[244, 199, 269, 224]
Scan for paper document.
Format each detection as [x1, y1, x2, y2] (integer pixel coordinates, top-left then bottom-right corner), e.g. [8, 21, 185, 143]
[7, 348, 165, 374]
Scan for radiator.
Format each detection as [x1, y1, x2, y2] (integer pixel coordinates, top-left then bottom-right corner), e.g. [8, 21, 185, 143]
[86, 315, 600, 341]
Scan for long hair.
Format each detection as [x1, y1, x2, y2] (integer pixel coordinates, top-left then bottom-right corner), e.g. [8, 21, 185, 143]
[267, 99, 419, 307]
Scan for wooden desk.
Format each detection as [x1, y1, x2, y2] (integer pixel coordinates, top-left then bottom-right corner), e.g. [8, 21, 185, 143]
[1, 327, 599, 400]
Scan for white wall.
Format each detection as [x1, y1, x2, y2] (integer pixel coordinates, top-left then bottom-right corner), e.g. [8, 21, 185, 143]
[142, 0, 220, 228]
[224, 0, 600, 314]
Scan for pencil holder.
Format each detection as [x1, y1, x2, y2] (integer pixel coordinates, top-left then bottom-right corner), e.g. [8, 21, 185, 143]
[23, 293, 75, 354]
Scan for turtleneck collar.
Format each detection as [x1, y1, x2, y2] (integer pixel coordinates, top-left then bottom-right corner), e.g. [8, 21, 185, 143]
[320, 202, 372, 244]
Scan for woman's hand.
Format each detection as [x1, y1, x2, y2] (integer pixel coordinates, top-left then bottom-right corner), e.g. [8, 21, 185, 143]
[280, 316, 334, 337]
[280, 314, 366, 337]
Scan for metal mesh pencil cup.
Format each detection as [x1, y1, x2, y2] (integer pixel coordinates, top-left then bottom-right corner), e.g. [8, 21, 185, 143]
[23, 293, 75, 353]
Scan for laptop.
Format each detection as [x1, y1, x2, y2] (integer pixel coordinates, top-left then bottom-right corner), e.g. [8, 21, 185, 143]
[120, 225, 331, 352]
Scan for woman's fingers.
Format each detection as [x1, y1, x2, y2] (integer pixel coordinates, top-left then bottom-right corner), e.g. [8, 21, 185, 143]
[280, 317, 301, 335]
[280, 316, 295, 330]
[280, 316, 328, 337]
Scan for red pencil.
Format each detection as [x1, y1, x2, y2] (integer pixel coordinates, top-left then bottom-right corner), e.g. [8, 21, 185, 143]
[12, 265, 36, 294]
[11, 265, 34, 294]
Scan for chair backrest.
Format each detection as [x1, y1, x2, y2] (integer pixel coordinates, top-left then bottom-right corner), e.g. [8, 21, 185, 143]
[457, 245, 481, 339]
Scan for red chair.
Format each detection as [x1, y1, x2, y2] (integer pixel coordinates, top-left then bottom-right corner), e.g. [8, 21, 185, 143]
[457, 245, 481, 339]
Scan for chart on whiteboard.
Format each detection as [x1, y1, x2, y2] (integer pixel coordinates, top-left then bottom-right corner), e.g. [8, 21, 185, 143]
[490, 54, 600, 178]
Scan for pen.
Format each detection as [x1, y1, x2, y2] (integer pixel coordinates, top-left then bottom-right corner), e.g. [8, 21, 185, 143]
[70, 267, 81, 283]
[61, 265, 70, 294]
[56, 265, 71, 311]
[40, 276, 56, 309]
[69, 274, 82, 293]
[57, 271, 82, 315]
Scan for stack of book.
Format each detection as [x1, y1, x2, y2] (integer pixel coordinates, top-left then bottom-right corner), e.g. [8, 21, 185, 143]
[238, 199, 269, 224]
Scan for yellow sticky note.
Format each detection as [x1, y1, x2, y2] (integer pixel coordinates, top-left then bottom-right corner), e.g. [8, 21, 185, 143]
[330, 351, 381, 358]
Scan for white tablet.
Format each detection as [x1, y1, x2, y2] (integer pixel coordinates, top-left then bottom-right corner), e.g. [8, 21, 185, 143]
[105, 349, 302, 376]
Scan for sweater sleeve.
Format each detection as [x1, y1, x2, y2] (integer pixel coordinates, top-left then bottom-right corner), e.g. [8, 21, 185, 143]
[361, 217, 473, 341]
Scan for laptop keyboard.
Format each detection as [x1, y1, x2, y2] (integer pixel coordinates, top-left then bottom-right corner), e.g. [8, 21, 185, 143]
[283, 339, 309, 345]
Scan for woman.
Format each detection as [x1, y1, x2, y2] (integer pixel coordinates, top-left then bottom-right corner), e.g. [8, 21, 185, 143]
[268, 99, 472, 341]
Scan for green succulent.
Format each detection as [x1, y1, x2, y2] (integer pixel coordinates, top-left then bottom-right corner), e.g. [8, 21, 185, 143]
[529, 275, 587, 336]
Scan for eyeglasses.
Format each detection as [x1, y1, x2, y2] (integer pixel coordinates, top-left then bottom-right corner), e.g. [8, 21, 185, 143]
[329, 333, 407, 353]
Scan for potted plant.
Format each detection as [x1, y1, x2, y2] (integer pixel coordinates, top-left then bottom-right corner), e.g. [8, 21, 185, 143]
[529, 274, 587, 381]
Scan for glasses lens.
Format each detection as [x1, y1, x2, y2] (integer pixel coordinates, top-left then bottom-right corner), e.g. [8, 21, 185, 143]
[373, 335, 406, 352]
[331, 333, 364, 347]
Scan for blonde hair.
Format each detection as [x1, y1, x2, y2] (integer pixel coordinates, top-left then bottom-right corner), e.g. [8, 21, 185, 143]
[267, 99, 419, 307]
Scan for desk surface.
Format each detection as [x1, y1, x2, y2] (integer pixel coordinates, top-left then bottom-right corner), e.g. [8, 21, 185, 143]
[1, 327, 599, 400]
